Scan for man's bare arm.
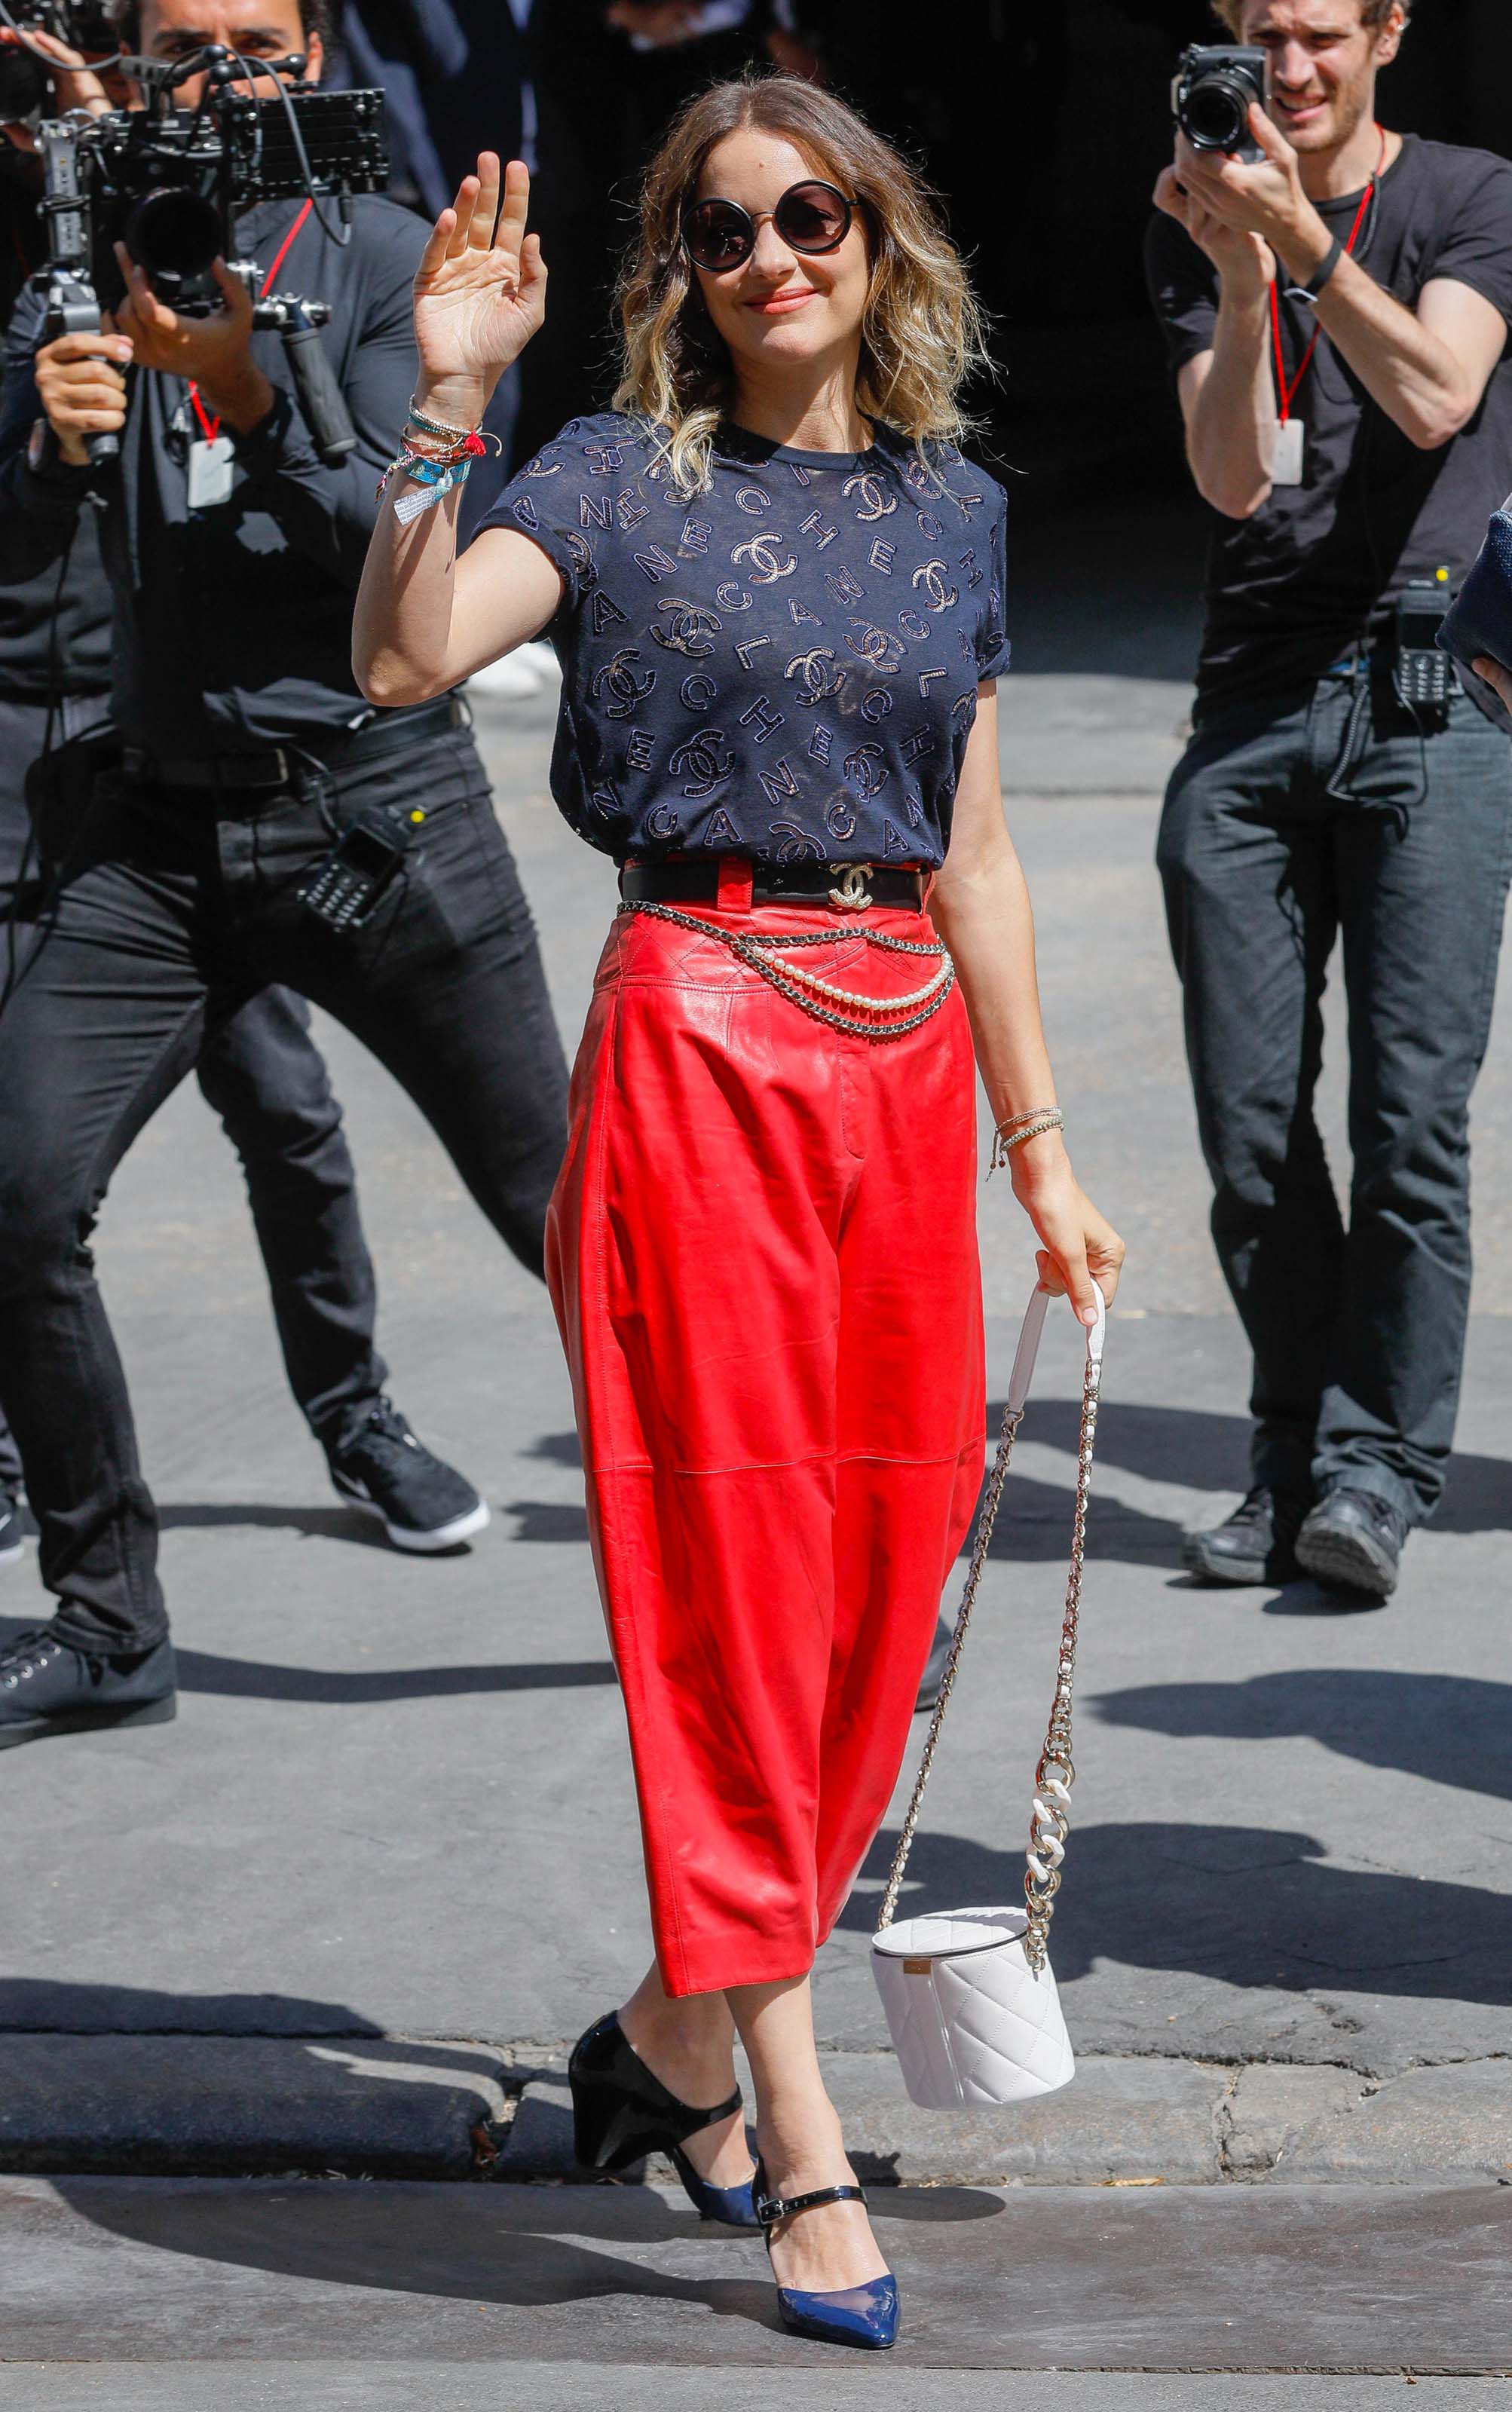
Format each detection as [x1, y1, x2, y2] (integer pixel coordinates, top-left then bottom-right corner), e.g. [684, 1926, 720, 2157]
[1300, 259, 1507, 450]
[1180, 109, 1508, 454]
[1153, 166, 1277, 519]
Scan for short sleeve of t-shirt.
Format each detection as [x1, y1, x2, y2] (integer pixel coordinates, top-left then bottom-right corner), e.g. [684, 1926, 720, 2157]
[1144, 210, 1220, 378]
[1415, 148, 1512, 329]
[976, 477, 1010, 681]
[470, 411, 611, 614]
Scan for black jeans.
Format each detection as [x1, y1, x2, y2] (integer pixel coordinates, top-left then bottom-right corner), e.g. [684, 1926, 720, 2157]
[1158, 672, 1512, 1524]
[0, 723, 568, 1649]
[0, 693, 389, 1492]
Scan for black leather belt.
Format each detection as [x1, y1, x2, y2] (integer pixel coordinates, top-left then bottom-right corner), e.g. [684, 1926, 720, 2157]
[620, 859, 927, 910]
[122, 696, 465, 792]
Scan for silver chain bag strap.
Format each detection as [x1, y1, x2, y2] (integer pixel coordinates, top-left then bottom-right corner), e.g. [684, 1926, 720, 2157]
[871, 1280, 1106, 2108]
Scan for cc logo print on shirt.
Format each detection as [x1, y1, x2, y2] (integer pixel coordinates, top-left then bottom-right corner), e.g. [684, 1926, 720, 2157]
[669, 727, 736, 799]
[911, 560, 959, 613]
[591, 649, 656, 718]
[650, 598, 722, 657]
[785, 647, 844, 705]
[731, 532, 798, 585]
[843, 741, 889, 798]
[844, 620, 905, 672]
[842, 470, 895, 522]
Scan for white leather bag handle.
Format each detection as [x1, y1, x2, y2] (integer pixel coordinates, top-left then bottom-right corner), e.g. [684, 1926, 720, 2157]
[875, 1279, 1106, 1970]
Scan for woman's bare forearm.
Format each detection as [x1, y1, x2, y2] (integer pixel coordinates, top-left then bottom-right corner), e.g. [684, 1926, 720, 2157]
[353, 486, 464, 703]
[931, 834, 1060, 1134]
[354, 504, 562, 704]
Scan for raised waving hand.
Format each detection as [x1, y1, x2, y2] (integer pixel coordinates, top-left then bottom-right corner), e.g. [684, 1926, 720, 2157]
[413, 154, 546, 428]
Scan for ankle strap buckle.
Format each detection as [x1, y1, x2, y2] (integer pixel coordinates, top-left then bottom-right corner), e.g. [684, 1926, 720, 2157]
[754, 2180, 868, 2228]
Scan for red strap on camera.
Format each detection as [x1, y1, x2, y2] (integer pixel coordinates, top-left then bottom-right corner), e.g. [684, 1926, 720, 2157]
[188, 197, 314, 442]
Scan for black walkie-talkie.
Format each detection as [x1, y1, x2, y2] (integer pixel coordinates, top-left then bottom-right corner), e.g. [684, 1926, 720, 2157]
[1394, 573, 1454, 718]
[299, 804, 424, 931]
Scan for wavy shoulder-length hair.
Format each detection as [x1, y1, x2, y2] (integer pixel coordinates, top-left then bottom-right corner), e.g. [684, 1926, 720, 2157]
[613, 74, 991, 495]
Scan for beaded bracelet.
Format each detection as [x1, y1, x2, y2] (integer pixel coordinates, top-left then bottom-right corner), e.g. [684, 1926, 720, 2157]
[989, 1110, 1065, 1174]
[407, 395, 476, 444]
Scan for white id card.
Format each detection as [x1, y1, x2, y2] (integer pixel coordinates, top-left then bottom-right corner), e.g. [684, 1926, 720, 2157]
[187, 433, 235, 508]
[1272, 418, 1305, 486]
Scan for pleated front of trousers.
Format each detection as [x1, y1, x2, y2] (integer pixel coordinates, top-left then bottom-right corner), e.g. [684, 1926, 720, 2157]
[546, 891, 986, 1997]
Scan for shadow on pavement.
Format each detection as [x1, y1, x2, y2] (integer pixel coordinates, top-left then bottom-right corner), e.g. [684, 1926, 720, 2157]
[1091, 1669, 1512, 1803]
[45, 2173, 1001, 2329]
[841, 1823, 1512, 2004]
[173, 1651, 617, 1703]
[158, 1504, 395, 1550]
[0, 1617, 616, 1706]
[0, 1980, 391, 2036]
[1021, 1397, 1512, 1535]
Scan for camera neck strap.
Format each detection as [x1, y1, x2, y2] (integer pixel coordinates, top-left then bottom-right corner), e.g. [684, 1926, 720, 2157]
[187, 196, 314, 442]
[1269, 121, 1384, 425]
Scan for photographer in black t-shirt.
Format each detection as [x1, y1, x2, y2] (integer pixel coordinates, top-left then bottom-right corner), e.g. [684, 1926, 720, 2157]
[1146, 0, 1512, 1602]
[0, 0, 568, 1748]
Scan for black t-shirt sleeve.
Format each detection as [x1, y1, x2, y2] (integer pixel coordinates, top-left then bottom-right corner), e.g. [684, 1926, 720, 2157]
[978, 483, 1009, 681]
[1144, 210, 1220, 377]
[471, 413, 627, 618]
[1418, 151, 1512, 330]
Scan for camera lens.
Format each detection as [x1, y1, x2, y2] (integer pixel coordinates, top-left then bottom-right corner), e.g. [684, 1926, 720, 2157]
[1183, 72, 1249, 154]
[124, 187, 225, 288]
[0, 41, 48, 126]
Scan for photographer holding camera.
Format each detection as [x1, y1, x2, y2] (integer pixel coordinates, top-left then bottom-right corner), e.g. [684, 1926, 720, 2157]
[0, 0, 568, 1746]
[1148, 0, 1512, 1602]
[0, 13, 497, 1624]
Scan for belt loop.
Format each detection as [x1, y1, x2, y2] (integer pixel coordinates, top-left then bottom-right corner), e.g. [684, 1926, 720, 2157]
[718, 858, 754, 914]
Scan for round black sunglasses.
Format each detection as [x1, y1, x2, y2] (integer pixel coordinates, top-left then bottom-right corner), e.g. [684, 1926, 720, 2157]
[682, 179, 857, 274]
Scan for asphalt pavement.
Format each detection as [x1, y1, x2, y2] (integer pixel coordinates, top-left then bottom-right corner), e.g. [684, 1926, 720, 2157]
[3, 617, 1511, 2387]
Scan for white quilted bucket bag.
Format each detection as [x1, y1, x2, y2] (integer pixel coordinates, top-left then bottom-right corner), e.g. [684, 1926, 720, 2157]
[871, 1280, 1106, 2110]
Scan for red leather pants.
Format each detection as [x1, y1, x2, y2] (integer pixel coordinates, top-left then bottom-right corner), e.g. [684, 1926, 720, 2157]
[546, 888, 986, 1996]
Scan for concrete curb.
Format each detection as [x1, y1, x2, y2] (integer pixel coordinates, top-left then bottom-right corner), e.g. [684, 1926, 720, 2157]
[2, 2039, 1509, 2184]
[0, 2036, 519, 2178]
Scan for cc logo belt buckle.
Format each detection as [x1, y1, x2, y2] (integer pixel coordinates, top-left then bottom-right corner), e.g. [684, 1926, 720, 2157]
[827, 862, 874, 911]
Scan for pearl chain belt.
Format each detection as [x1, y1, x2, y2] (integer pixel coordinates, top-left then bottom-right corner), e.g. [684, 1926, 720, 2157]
[620, 898, 956, 1042]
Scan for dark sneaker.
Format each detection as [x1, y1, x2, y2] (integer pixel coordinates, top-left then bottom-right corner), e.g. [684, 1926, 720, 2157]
[914, 1619, 952, 1714]
[329, 1398, 489, 1553]
[0, 1494, 22, 1567]
[1183, 1485, 1308, 1586]
[1295, 1489, 1408, 1599]
[0, 1628, 176, 1749]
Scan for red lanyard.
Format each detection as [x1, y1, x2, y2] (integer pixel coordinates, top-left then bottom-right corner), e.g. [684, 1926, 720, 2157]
[188, 197, 314, 442]
[1269, 125, 1385, 424]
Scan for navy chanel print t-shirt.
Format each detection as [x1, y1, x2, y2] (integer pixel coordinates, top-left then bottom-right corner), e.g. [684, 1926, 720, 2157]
[476, 412, 1009, 869]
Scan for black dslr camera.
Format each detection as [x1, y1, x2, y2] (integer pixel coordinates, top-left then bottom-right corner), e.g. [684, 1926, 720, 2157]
[1173, 44, 1267, 161]
[0, 2, 115, 127]
[35, 44, 387, 466]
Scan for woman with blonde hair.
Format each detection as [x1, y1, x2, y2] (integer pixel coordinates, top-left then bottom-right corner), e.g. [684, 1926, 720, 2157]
[354, 72, 1124, 2350]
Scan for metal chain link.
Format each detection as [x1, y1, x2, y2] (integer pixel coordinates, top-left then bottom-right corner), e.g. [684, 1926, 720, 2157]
[876, 1327, 1103, 1976]
[620, 899, 957, 1042]
[1022, 1342, 1100, 1971]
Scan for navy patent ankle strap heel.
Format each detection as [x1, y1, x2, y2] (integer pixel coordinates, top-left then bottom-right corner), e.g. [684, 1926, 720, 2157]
[754, 2163, 900, 2349]
[568, 2010, 758, 2229]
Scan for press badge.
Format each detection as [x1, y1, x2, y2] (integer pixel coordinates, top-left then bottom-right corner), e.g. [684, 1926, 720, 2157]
[187, 434, 235, 509]
[1272, 418, 1305, 487]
